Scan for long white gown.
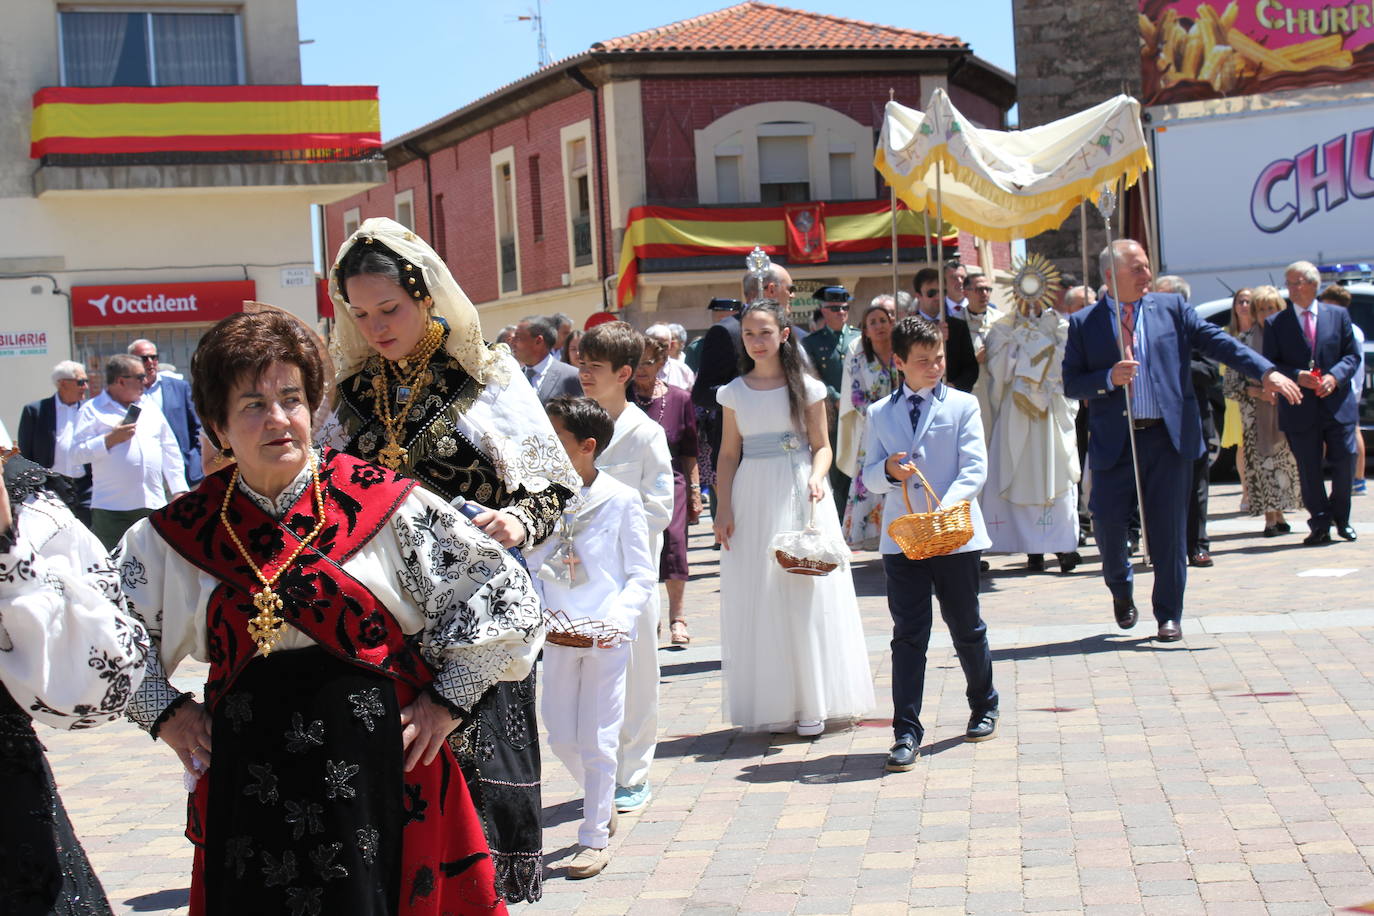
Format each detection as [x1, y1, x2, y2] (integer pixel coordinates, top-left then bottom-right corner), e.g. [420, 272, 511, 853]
[716, 375, 875, 731]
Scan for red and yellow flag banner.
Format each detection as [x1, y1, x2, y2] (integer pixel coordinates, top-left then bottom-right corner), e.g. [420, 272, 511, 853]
[616, 199, 953, 308]
[30, 85, 380, 159]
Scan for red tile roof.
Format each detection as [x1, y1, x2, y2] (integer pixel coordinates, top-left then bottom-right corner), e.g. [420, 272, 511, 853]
[592, 1, 965, 53]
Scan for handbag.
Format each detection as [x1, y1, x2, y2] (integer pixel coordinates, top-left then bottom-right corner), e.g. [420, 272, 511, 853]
[886, 464, 974, 561]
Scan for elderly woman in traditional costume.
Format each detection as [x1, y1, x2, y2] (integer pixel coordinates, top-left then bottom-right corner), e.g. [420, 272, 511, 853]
[119, 309, 538, 915]
[320, 218, 579, 903]
[0, 454, 149, 916]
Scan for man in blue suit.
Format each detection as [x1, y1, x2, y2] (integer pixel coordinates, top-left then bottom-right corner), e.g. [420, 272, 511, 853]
[863, 317, 997, 771]
[17, 360, 94, 524]
[1264, 261, 1362, 545]
[1063, 240, 1301, 642]
[129, 339, 202, 486]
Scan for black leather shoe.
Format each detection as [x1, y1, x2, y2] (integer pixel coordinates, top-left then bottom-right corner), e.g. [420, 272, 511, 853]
[1189, 550, 1213, 568]
[1056, 551, 1081, 574]
[1113, 596, 1138, 630]
[1303, 530, 1332, 546]
[1337, 525, 1358, 542]
[1156, 620, 1182, 642]
[965, 710, 999, 742]
[1262, 525, 1279, 538]
[885, 736, 918, 771]
[1276, 521, 1291, 533]
[1027, 554, 1045, 572]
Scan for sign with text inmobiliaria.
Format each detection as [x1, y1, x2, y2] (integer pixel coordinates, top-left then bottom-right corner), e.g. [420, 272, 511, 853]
[70, 280, 255, 328]
[1153, 96, 1374, 297]
[1141, 0, 1374, 106]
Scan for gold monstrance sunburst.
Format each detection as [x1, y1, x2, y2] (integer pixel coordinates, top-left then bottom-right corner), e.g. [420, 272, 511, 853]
[1004, 252, 1063, 314]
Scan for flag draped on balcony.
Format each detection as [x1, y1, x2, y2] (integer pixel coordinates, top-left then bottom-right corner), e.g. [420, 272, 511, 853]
[615, 199, 952, 308]
[30, 85, 380, 159]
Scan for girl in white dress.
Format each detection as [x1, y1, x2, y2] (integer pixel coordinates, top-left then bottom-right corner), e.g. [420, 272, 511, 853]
[712, 300, 875, 736]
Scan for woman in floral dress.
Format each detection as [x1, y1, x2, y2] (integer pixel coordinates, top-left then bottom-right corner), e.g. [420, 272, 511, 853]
[836, 302, 899, 550]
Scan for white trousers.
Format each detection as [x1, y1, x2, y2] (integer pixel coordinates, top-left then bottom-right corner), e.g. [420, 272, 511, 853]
[542, 641, 631, 848]
[616, 534, 662, 788]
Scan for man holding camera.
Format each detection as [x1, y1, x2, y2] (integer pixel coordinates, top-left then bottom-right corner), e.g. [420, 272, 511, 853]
[803, 285, 861, 515]
[70, 354, 187, 548]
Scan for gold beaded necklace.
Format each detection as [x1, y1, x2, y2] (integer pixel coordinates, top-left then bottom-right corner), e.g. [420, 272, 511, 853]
[371, 319, 445, 469]
[219, 451, 327, 656]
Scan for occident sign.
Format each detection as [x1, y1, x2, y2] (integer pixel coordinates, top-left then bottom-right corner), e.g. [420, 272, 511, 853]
[1251, 128, 1374, 233]
[71, 280, 256, 327]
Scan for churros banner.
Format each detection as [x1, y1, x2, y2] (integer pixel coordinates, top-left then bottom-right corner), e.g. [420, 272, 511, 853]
[614, 200, 951, 308]
[1141, 0, 1374, 105]
[875, 89, 1152, 242]
[30, 85, 380, 158]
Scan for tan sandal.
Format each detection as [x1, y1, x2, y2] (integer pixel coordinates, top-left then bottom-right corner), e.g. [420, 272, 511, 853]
[669, 620, 690, 645]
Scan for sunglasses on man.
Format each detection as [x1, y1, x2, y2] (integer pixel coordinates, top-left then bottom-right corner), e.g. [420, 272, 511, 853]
[823, 304, 849, 312]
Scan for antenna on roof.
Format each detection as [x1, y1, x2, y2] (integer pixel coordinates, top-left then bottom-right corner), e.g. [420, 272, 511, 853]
[516, 0, 552, 69]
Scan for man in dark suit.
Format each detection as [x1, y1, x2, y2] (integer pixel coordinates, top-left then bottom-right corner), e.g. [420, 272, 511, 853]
[1063, 241, 1301, 642]
[129, 339, 202, 486]
[1263, 261, 1362, 545]
[17, 360, 94, 524]
[912, 267, 978, 392]
[511, 315, 583, 404]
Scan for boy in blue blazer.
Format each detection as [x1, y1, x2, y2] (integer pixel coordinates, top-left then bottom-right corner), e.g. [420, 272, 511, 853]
[861, 317, 998, 772]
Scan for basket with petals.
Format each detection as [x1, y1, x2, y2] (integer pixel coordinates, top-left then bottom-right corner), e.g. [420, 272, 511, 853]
[542, 608, 629, 648]
[769, 502, 849, 576]
[887, 465, 973, 560]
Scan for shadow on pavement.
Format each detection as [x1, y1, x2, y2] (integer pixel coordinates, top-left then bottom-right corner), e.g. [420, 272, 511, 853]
[660, 659, 722, 677]
[124, 889, 190, 912]
[735, 752, 889, 784]
[542, 798, 581, 829]
[990, 634, 1214, 661]
[654, 728, 778, 763]
[919, 734, 970, 758]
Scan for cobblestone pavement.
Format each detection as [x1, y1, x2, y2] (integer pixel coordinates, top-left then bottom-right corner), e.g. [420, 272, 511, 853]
[44, 482, 1374, 915]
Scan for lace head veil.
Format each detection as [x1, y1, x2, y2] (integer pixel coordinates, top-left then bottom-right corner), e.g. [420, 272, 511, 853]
[328, 217, 509, 387]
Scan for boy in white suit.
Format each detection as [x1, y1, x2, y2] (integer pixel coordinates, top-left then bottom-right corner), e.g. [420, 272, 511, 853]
[861, 317, 999, 772]
[576, 321, 673, 812]
[532, 397, 657, 879]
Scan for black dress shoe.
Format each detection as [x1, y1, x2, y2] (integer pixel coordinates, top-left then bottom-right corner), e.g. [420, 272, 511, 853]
[1156, 620, 1182, 642]
[1337, 525, 1358, 541]
[965, 710, 999, 742]
[1027, 554, 1045, 572]
[1276, 521, 1291, 533]
[1303, 530, 1333, 546]
[1262, 525, 1279, 538]
[1113, 596, 1138, 630]
[884, 736, 918, 771]
[1188, 550, 1213, 568]
[1056, 551, 1081, 573]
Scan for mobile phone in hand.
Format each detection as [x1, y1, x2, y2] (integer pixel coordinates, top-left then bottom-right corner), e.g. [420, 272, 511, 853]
[121, 404, 142, 425]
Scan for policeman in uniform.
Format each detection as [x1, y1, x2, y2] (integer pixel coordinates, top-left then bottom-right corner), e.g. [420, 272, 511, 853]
[801, 285, 861, 517]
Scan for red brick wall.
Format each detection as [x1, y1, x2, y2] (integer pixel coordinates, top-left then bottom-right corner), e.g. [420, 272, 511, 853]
[638, 74, 925, 203]
[324, 92, 597, 305]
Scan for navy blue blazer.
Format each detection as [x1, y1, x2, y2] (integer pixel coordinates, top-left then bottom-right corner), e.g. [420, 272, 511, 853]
[1063, 292, 1274, 469]
[156, 376, 203, 486]
[1261, 303, 1360, 432]
[18, 395, 63, 469]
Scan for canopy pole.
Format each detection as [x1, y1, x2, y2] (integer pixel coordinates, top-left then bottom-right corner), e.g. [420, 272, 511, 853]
[1080, 201, 1090, 300]
[935, 165, 945, 314]
[1140, 169, 1160, 280]
[889, 88, 900, 302]
[1101, 176, 1151, 569]
[924, 210, 932, 269]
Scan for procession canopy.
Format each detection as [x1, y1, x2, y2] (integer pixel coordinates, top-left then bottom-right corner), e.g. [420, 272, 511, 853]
[874, 88, 1152, 242]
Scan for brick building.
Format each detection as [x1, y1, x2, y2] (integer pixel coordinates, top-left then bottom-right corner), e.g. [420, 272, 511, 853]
[323, 1, 1015, 335]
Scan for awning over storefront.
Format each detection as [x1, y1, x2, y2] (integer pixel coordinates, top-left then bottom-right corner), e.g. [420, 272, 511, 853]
[30, 85, 381, 160]
[615, 199, 952, 308]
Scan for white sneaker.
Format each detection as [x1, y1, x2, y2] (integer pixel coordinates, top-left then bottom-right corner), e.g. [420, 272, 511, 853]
[566, 844, 609, 879]
[796, 719, 824, 737]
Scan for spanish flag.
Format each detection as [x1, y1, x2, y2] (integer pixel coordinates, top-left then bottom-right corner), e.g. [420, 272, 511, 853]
[30, 85, 380, 159]
[616, 200, 952, 308]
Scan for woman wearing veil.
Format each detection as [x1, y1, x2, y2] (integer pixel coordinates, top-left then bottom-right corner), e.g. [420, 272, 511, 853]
[321, 218, 579, 902]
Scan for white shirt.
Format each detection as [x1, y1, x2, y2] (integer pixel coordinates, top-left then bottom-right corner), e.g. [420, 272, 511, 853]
[53, 397, 85, 477]
[70, 391, 188, 511]
[525, 352, 555, 389]
[946, 297, 969, 321]
[144, 376, 164, 411]
[527, 472, 657, 639]
[0, 418, 11, 449]
[658, 357, 695, 391]
[596, 403, 674, 536]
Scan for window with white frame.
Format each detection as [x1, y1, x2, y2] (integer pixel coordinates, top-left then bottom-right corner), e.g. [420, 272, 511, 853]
[59, 10, 243, 87]
[492, 149, 519, 294]
[343, 207, 360, 239]
[560, 122, 598, 278]
[694, 102, 876, 205]
[394, 190, 415, 232]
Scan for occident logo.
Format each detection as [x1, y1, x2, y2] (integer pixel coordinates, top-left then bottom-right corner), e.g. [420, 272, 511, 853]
[86, 292, 200, 317]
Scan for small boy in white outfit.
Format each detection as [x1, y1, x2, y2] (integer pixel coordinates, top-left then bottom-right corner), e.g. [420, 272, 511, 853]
[575, 320, 673, 813]
[533, 396, 657, 879]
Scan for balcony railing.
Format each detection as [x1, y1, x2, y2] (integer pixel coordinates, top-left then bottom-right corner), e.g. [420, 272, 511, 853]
[30, 85, 381, 167]
[572, 213, 593, 267]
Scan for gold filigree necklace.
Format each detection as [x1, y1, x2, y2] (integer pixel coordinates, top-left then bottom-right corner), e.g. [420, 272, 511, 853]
[219, 452, 327, 656]
[371, 320, 444, 469]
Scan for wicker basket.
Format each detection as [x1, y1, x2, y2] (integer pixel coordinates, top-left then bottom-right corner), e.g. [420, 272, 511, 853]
[543, 609, 628, 649]
[887, 465, 974, 561]
[770, 501, 847, 576]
